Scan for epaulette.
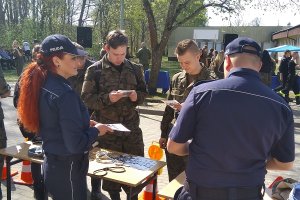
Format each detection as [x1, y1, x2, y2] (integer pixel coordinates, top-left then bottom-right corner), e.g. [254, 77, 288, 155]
[194, 79, 216, 87]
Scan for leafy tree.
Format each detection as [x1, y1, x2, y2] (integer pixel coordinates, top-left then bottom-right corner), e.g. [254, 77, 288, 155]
[142, 0, 234, 94]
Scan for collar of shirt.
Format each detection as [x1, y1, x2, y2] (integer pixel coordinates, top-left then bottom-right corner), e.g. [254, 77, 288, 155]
[102, 54, 125, 70]
[228, 68, 260, 80]
[48, 71, 72, 87]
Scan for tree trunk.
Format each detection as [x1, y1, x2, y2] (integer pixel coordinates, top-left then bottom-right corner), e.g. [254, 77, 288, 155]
[0, 0, 5, 26]
[8, 0, 13, 24]
[149, 49, 163, 94]
[31, 0, 36, 21]
[18, 0, 24, 22]
[141, 20, 146, 42]
[12, 0, 18, 24]
[39, 1, 46, 35]
[78, 0, 87, 27]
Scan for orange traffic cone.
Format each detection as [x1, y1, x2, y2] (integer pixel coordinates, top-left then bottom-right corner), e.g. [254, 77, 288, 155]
[13, 160, 33, 185]
[1, 160, 18, 180]
[138, 179, 163, 200]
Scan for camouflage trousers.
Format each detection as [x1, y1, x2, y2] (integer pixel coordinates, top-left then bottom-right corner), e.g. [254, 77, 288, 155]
[97, 127, 144, 193]
[165, 149, 188, 182]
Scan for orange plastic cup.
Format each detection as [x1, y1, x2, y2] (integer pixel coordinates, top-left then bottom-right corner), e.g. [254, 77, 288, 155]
[148, 141, 163, 160]
[148, 141, 164, 175]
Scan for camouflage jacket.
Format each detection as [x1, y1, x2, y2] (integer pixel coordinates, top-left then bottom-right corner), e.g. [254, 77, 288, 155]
[160, 67, 211, 138]
[81, 55, 147, 128]
[68, 59, 94, 96]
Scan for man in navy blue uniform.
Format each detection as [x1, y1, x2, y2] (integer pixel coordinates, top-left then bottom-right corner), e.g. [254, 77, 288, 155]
[167, 37, 295, 200]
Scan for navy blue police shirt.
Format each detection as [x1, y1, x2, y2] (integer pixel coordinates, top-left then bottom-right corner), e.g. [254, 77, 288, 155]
[39, 72, 98, 156]
[169, 68, 295, 188]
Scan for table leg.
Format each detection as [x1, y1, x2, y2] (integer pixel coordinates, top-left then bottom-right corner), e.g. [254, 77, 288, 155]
[127, 187, 132, 200]
[152, 172, 158, 200]
[6, 156, 12, 200]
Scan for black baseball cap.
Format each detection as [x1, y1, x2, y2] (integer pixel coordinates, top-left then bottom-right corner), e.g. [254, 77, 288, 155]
[40, 34, 87, 56]
[225, 37, 262, 57]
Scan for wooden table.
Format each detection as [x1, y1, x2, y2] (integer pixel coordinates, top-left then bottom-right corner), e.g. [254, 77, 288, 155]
[158, 171, 274, 200]
[88, 147, 166, 199]
[0, 142, 42, 200]
[0, 143, 166, 200]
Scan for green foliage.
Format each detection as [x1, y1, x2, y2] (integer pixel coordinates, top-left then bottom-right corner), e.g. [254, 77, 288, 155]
[177, 1, 207, 27]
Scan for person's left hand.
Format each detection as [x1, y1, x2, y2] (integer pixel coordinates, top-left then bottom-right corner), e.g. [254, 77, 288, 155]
[129, 90, 137, 102]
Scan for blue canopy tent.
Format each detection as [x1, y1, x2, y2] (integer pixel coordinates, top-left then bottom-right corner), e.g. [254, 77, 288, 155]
[266, 45, 300, 52]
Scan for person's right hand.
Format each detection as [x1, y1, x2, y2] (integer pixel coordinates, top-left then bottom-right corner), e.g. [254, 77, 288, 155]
[95, 123, 113, 136]
[173, 102, 182, 111]
[159, 137, 167, 149]
[109, 90, 124, 103]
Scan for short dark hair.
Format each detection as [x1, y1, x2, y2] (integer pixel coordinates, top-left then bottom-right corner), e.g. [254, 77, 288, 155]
[106, 30, 128, 49]
[175, 39, 200, 56]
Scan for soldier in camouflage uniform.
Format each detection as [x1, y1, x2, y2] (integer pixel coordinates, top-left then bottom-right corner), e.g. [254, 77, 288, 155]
[81, 30, 147, 200]
[159, 39, 212, 182]
[68, 43, 104, 200]
[136, 42, 151, 70]
[68, 42, 94, 96]
[0, 67, 11, 198]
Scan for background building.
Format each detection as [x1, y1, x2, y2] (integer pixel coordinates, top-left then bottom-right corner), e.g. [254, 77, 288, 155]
[272, 25, 300, 47]
[167, 26, 286, 60]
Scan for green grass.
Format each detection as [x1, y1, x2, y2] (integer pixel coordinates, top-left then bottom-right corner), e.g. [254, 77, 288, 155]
[3, 69, 19, 82]
[160, 56, 181, 78]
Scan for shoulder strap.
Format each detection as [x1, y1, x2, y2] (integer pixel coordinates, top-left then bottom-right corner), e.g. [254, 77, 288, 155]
[126, 59, 139, 82]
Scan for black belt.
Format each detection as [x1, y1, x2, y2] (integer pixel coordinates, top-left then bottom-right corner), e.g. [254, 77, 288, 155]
[45, 152, 88, 161]
[184, 181, 264, 200]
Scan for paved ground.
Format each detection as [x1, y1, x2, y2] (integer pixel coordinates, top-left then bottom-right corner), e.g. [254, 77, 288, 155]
[0, 84, 299, 199]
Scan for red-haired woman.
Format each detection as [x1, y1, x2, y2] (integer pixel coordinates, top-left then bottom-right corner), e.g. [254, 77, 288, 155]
[17, 34, 112, 200]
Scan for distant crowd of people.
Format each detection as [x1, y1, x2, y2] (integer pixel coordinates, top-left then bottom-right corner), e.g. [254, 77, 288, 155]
[0, 39, 40, 75]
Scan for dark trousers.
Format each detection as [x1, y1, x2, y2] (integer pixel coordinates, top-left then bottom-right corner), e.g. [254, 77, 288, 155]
[175, 182, 263, 200]
[99, 130, 144, 198]
[282, 75, 300, 96]
[274, 77, 287, 93]
[43, 153, 89, 200]
[165, 150, 187, 182]
[31, 163, 46, 200]
[91, 178, 101, 192]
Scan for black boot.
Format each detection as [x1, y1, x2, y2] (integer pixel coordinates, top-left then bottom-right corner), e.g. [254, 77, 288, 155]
[108, 192, 121, 200]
